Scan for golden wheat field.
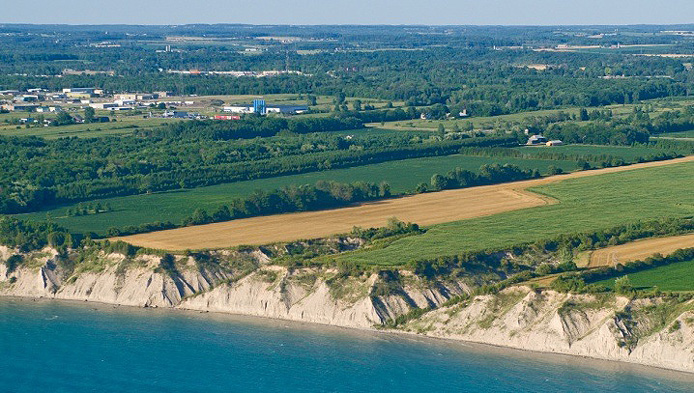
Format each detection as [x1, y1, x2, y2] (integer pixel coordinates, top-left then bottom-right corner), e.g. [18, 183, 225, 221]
[114, 156, 694, 251]
[587, 233, 694, 268]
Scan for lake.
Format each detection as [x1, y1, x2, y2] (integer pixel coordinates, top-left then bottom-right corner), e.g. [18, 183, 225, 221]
[1, 298, 692, 392]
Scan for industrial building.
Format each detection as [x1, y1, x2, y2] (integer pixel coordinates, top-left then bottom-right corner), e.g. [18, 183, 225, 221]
[223, 99, 308, 115]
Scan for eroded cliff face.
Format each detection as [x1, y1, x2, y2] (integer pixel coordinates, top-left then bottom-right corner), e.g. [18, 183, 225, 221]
[0, 247, 468, 328]
[0, 247, 230, 307]
[404, 287, 694, 373]
[1, 246, 693, 373]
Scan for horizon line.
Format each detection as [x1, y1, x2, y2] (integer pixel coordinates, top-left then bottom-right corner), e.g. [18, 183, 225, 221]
[2, 22, 694, 28]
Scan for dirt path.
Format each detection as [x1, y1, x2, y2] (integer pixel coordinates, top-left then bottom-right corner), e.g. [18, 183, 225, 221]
[114, 156, 694, 251]
[587, 233, 694, 268]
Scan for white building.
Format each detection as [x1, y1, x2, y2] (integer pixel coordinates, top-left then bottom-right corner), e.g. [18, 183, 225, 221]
[89, 103, 119, 110]
[36, 106, 61, 113]
[115, 99, 137, 106]
[223, 105, 255, 114]
[223, 104, 308, 115]
[114, 94, 137, 101]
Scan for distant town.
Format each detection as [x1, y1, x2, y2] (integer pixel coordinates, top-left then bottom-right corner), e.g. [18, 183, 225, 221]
[0, 88, 309, 126]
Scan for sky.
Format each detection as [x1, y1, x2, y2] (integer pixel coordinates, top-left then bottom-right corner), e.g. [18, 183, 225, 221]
[2, 0, 694, 26]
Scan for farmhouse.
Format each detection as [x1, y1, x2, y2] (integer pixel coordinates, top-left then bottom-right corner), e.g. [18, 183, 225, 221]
[526, 135, 548, 145]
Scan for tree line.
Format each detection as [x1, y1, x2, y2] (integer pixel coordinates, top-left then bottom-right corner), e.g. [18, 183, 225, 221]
[105, 162, 541, 237]
[0, 130, 514, 214]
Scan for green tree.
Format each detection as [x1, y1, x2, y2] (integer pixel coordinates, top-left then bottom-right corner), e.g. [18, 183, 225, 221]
[84, 106, 95, 123]
[615, 276, 634, 295]
[352, 99, 362, 111]
[547, 165, 563, 175]
[430, 173, 448, 190]
[53, 111, 75, 126]
[379, 181, 391, 198]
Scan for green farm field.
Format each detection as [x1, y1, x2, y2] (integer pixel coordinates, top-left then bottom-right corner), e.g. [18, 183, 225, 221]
[592, 259, 694, 292]
[338, 161, 694, 266]
[18, 153, 585, 235]
[0, 116, 183, 139]
[657, 130, 694, 138]
[513, 144, 683, 160]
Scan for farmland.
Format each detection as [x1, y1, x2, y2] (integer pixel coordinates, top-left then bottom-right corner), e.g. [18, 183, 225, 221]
[512, 144, 680, 161]
[338, 158, 694, 266]
[373, 98, 694, 132]
[113, 184, 550, 250]
[18, 152, 583, 234]
[593, 259, 694, 292]
[658, 130, 694, 139]
[587, 233, 694, 268]
[0, 117, 182, 139]
[19, 142, 672, 235]
[114, 156, 694, 253]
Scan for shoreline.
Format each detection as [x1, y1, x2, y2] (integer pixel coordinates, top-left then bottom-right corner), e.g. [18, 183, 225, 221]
[5, 294, 694, 380]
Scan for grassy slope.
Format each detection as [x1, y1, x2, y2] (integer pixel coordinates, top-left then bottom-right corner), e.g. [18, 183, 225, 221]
[339, 162, 694, 266]
[19, 153, 582, 234]
[593, 259, 694, 292]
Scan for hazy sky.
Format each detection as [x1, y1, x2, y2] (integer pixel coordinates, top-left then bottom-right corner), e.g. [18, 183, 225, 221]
[2, 0, 694, 25]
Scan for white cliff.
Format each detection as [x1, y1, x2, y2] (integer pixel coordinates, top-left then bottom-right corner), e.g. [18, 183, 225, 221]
[1, 248, 692, 373]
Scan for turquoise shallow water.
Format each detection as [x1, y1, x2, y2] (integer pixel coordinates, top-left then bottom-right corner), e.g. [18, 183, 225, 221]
[1, 299, 693, 392]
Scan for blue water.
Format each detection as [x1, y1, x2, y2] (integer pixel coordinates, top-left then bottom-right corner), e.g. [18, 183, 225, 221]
[1, 299, 692, 392]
